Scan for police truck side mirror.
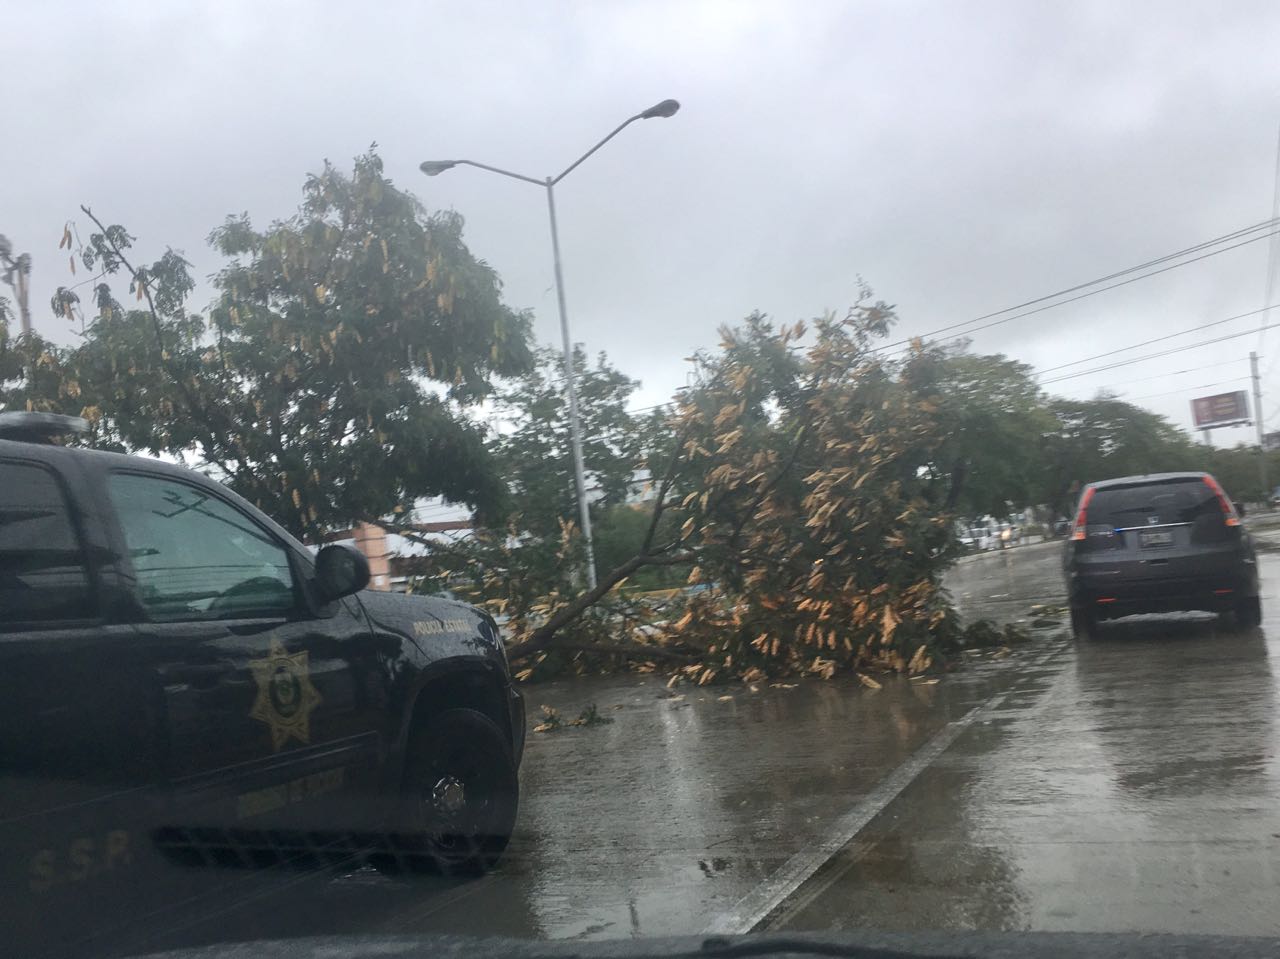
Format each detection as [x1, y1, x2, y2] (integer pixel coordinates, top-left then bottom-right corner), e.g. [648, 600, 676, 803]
[314, 544, 371, 600]
[1234, 501, 1247, 519]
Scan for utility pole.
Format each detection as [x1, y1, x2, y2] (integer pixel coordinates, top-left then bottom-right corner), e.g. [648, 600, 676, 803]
[1252, 351, 1268, 499]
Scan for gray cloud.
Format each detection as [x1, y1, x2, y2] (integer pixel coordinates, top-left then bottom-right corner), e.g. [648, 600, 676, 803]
[5, 0, 1279, 443]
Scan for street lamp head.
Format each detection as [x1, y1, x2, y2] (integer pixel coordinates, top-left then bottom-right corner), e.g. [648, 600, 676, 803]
[639, 98, 680, 120]
[419, 160, 458, 176]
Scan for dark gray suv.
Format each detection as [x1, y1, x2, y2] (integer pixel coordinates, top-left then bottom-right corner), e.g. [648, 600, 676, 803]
[1064, 472, 1261, 637]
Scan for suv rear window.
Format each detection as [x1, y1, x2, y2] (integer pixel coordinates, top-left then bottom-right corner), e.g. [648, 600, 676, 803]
[0, 460, 94, 626]
[1087, 478, 1220, 528]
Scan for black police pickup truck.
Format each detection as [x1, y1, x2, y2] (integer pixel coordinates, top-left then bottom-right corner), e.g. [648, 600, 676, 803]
[0, 412, 524, 956]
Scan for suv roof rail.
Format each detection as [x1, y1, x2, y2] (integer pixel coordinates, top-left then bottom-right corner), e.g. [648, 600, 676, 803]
[0, 411, 90, 444]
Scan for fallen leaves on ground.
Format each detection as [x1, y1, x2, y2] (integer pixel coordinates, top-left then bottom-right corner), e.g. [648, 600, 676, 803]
[533, 702, 614, 731]
[532, 705, 562, 733]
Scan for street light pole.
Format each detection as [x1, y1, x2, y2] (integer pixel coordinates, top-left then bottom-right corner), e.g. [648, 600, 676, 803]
[543, 176, 596, 587]
[421, 98, 680, 589]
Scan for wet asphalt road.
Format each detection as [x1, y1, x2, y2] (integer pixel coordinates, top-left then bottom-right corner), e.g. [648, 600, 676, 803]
[104, 539, 1280, 954]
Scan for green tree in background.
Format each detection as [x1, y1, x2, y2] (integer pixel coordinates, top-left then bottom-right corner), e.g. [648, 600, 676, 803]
[2, 150, 533, 539]
[1201, 444, 1280, 503]
[491, 346, 654, 540]
[402, 348, 679, 647]
[1039, 395, 1201, 516]
[909, 347, 1056, 519]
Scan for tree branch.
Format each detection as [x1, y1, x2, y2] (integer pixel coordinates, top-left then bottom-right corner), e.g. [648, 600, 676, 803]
[547, 640, 699, 663]
[640, 423, 692, 554]
[721, 416, 813, 553]
[504, 543, 698, 662]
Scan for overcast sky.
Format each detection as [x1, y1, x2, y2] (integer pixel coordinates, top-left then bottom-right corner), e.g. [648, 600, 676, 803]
[6, 0, 1280, 445]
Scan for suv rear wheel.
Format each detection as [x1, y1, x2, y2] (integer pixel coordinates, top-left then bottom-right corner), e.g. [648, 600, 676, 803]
[392, 708, 518, 876]
[1235, 596, 1262, 629]
[1070, 604, 1100, 640]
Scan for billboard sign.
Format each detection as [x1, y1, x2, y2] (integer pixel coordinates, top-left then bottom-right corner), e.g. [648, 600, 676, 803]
[1191, 390, 1250, 429]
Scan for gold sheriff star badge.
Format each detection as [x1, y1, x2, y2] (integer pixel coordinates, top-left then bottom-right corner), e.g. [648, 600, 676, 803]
[249, 639, 322, 750]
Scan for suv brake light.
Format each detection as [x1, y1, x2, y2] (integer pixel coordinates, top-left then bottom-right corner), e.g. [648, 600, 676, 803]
[1071, 487, 1095, 541]
[1202, 475, 1241, 527]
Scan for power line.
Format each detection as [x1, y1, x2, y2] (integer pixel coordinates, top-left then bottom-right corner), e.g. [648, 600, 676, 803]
[1041, 317, 1280, 386]
[1036, 304, 1276, 378]
[878, 218, 1280, 355]
[1058, 356, 1246, 391]
[1118, 376, 1251, 404]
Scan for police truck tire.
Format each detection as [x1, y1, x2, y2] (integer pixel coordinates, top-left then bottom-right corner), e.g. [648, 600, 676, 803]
[395, 708, 518, 876]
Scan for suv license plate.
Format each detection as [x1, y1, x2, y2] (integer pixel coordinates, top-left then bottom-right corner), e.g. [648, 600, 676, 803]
[1140, 530, 1174, 548]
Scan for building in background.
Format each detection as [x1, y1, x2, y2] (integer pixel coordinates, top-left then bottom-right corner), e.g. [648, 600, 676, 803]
[323, 518, 472, 592]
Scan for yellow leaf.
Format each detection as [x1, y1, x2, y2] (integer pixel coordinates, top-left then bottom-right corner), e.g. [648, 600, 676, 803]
[907, 644, 932, 675]
[291, 489, 302, 509]
[315, 284, 328, 302]
[857, 673, 882, 690]
[881, 605, 900, 642]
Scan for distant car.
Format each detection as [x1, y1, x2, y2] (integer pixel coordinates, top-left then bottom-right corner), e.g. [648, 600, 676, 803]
[0, 412, 524, 955]
[957, 524, 995, 551]
[1063, 471, 1260, 637]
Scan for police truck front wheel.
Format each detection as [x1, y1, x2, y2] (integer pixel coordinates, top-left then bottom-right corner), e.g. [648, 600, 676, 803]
[394, 708, 518, 876]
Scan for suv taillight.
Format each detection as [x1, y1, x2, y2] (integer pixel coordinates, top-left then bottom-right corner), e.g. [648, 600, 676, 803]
[1203, 475, 1241, 527]
[1071, 487, 1095, 541]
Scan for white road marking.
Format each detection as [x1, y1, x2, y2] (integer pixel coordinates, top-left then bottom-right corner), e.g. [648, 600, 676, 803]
[702, 642, 1068, 936]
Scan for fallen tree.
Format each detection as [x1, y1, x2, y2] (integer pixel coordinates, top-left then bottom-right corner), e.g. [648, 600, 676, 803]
[405, 294, 971, 682]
